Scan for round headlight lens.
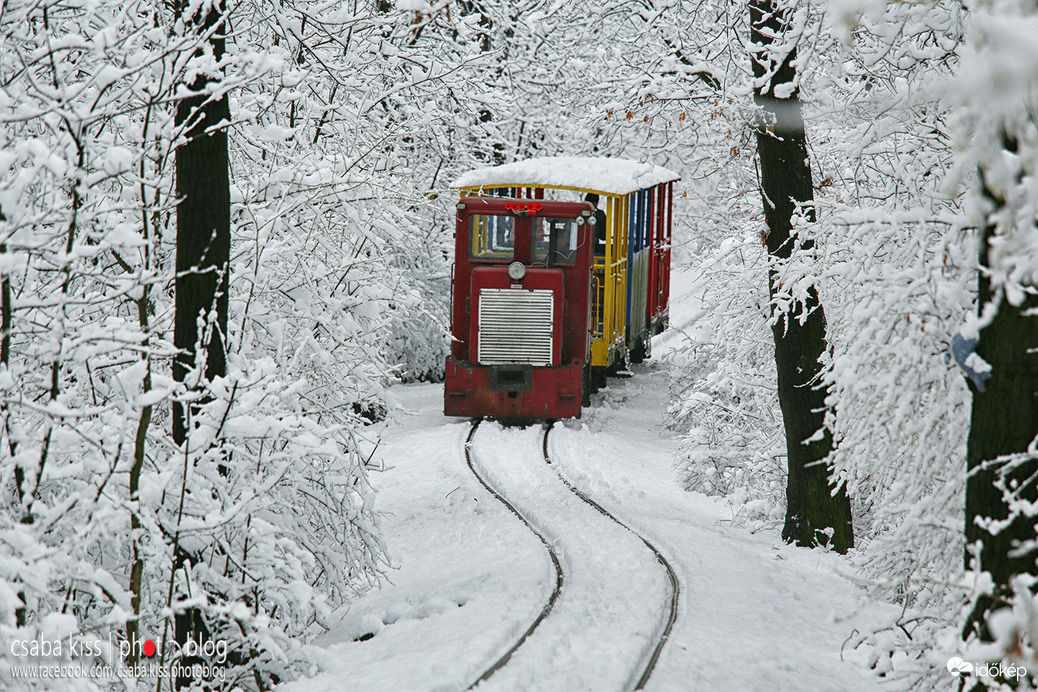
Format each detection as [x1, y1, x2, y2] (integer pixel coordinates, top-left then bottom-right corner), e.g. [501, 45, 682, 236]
[507, 261, 526, 281]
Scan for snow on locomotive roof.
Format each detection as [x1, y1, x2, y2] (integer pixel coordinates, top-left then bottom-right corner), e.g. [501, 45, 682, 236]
[452, 156, 680, 196]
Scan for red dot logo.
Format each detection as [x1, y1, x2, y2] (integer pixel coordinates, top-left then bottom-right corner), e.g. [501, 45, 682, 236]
[143, 640, 156, 658]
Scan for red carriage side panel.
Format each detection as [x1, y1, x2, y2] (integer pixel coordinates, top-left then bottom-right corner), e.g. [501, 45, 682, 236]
[647, 182, 672, 334]
[647, 185, 661, 326]
[661, 182, 672, 325]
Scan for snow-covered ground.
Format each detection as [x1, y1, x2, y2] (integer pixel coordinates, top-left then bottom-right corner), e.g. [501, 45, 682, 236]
[279, 267, 898, 692]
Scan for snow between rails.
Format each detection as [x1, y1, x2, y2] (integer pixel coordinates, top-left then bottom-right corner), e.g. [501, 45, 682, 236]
[465, 422, 673, 692]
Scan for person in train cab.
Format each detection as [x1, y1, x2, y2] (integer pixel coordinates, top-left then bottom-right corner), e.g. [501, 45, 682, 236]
[585, 193, 607, 255]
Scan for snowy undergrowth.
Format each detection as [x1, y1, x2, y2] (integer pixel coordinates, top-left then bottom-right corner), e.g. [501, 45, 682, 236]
[667, 227, 787, 532]
[659, 100, 791, 534]
[0, 2, 468, 689]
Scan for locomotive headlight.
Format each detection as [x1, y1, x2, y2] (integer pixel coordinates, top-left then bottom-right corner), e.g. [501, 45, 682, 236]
[507, 261, 526, 281]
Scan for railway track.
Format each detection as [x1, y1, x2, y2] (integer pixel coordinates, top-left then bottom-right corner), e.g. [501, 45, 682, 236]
[463, 420, 680, 691]
[462, 420, 564, 688]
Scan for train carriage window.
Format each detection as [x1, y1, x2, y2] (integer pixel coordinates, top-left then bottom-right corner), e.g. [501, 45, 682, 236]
[642, 191, 649, 248]
[533, 217, 580, 266]
[469, 214, 515, 261]
[632, 193, 642, 252]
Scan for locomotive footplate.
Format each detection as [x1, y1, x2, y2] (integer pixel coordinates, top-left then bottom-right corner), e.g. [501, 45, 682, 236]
[444, 357, 584, 419]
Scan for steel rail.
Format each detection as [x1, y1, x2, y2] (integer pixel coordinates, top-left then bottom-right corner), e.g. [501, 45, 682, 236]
[463, 420, 564, 690]
[542, 423, 680, 691]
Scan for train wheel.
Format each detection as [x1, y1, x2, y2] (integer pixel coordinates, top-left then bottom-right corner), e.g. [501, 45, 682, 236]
[629, 333, 652, 364]
[635, 334, 653, 363]
[629, 341, 645, 364]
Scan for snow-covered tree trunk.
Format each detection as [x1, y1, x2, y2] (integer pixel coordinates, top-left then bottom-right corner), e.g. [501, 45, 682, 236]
[750, 0, 852, 552]
[963, 163, 1038, 646]
[949, 0, 1038, 683]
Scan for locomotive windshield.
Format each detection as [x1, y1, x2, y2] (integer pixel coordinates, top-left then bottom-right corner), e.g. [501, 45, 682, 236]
[469, 214, 514, 260]
[533, 217, 580, 266]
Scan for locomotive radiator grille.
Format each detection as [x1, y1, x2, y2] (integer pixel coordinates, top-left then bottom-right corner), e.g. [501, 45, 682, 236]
[477, 288, 555, 366]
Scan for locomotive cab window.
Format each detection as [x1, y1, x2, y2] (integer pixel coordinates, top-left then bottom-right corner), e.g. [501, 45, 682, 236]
[533, 217, 579, 266]
[469, 214, 515, 261]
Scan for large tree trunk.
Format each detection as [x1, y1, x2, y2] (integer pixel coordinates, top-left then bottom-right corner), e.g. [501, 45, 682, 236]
[172, 1, 230, 446]
[171, 2, 230, 686]
[750, 0, 853, 553]
[963, 169, 1038, 644]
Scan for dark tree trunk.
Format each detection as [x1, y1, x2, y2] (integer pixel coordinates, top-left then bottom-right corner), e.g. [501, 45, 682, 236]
[172, 1, 231, 445]
[750, 0, 852, 553]
[963, 165, 1038, 644]
[170, 3, 229, 687]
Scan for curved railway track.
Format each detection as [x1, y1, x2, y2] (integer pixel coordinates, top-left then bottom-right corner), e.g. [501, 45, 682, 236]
[463, 419, 680, 691]
[462, 420, 564, 689]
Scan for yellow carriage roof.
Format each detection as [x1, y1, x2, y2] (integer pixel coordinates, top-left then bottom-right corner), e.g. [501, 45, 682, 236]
[452, 156, 680, 197]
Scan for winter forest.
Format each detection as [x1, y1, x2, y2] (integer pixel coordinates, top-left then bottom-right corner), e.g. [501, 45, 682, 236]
[2, 0, 1038, 689]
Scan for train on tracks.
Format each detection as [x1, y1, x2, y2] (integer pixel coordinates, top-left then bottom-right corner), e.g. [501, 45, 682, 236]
[444, 156, 678, 420]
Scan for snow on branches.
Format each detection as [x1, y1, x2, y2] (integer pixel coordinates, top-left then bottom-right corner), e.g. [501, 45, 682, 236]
[660, 0, 975, 681]
[0, 0, 476, 688]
